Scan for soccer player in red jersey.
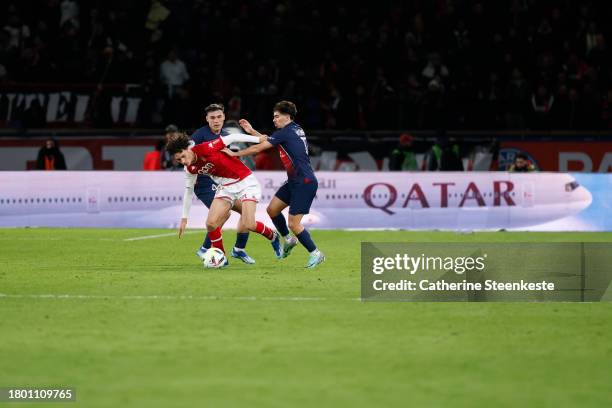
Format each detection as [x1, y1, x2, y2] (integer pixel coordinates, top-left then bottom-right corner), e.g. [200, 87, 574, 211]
[166, 132, 282, 264]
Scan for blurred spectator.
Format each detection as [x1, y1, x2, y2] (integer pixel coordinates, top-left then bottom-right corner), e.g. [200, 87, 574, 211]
[23, 99, 46, 128]
[0, 64, 7, 82]
[508, 153, 536, 172]
[421, 52, 449, 84]
[2, 1, 612, 131]
[160, 49, 189, 99]
[143, 140, 164, 170]
[584, 22, 601, 55]
[505, 68, 528, 129]
[389, 133, 418, 171]
[160, 124, 182, 170]
[145, 0, 170, 43]
[603, 88, 612, 129]
[60, 0, 80, 29]
[4, 15, 30, 51]
[420, 78, 448, 129]
[426, 133, 463, 171]
[35, 139, 67, 170]
[226, 87, 242, 121]
[159, 49, 189, 123]
[530, 85, 555, 129]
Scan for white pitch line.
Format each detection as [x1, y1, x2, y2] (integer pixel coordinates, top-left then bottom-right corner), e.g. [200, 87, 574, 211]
[0, 293, 358, 302]
[123, 231, 200, 241]
[0, 237, 116, 241]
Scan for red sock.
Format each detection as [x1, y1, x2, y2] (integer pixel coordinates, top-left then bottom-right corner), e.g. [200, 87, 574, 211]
[208, 227, 225, 253]
[255, 221, 274, 240]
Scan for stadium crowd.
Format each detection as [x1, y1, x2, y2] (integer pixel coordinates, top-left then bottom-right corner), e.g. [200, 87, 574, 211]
[1, 0, 611, 130]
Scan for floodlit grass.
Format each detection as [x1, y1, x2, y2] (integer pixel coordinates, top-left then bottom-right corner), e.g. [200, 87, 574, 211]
[1, 229, 611, 407]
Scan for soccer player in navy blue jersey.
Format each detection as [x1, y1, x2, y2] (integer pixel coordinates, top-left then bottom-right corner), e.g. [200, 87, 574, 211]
[183, 103, 254, 264]
[223, 101, 325, 268]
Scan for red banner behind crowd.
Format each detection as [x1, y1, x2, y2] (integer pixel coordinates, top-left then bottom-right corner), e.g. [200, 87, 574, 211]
[1, 138, 611, 172]
[500, 142, 612, 172]
[0, 138, 161, 170]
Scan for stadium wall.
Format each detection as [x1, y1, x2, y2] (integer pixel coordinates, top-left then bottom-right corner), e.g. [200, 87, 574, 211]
[1, 137, 612, 172]
[0, 172, 610, 231]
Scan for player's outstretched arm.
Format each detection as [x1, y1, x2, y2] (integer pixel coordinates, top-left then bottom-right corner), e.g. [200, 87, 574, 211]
[179, 172, 197, 238]
[223, 140, 274, 157]
[220, 133, 261, 145]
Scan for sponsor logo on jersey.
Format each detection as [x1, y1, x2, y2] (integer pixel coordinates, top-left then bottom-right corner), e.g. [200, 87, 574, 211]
[189, 161, 215, 175]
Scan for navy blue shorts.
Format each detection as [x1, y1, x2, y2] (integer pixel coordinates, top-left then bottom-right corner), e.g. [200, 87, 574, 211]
[195, 181, 215, 208]
[275, 178, 318, 215]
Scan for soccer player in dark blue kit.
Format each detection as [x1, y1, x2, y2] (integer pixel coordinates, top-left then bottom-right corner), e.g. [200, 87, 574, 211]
[224, 101, 325, 268]
[184, 103, 255, 264]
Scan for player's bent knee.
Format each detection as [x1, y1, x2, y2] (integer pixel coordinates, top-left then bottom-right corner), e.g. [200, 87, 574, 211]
[206, 219, 222, 231]
[266, 206, 279, 217]
[288, 219, 302, 233]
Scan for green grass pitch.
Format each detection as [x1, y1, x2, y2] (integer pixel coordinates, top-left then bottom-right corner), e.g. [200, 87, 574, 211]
[1, 228, 611, 407]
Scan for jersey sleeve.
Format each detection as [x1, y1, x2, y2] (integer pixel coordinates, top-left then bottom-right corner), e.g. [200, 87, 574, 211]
[181, 171, 197, 218]
[191, 138, 226, 155]
[267, 129, 287, 146]
[220, 133, 260, 145]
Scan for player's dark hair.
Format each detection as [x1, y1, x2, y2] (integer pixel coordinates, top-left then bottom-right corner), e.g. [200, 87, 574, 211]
[204, 103, 225, 114]
[273, 100, 297, 119]
[165, 132, 191, 156]
[165, 124, 179, 134]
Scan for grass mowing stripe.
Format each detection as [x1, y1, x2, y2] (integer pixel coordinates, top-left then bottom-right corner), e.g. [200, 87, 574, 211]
[0, 293, 346, 301]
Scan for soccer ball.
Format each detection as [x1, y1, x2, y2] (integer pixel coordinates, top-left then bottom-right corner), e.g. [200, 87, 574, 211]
[201, 247, 227, 269]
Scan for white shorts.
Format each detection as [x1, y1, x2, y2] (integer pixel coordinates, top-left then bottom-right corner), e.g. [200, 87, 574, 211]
[214, 174, 261, 206]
